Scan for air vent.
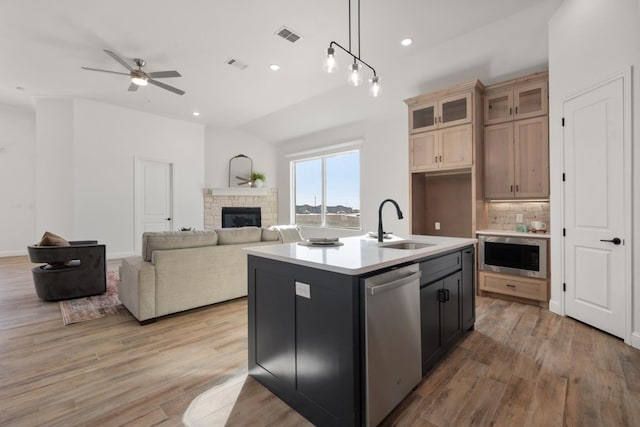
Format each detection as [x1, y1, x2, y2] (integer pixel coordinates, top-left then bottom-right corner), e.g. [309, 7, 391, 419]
[225, 58, 248, 70]
[275, 26, 302, 43]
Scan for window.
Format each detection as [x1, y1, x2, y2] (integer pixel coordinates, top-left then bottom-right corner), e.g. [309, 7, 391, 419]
[292, 150, 360, 229]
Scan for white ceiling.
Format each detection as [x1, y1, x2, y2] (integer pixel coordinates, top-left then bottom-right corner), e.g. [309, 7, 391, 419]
[0, 0, 558, 142]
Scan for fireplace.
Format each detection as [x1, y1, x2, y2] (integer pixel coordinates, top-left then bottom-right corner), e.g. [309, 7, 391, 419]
[222, 207, 261, 228]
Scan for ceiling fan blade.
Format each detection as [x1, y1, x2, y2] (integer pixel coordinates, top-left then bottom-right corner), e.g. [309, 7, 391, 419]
[148, 70, 181, 78]
[104, 49, 133, 71]
[128, 83, 139, 92]
[81, 66, 130, 76]
[148, 78, 185, 95]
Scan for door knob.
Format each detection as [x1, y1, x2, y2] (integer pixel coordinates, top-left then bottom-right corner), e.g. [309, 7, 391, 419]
[600, 237, 621, 245]
[166, 217, 171, 221]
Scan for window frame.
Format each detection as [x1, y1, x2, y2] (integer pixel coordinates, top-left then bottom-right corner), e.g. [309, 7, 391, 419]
[289, 143, 362, 230]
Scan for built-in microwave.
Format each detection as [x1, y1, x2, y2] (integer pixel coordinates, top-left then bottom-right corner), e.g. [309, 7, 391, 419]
[478, 235, 547, 279]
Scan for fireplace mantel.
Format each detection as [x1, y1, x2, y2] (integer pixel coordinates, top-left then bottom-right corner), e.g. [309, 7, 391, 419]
[203, 188, 270, 197]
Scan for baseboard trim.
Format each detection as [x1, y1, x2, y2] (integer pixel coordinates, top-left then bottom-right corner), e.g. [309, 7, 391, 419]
[548, 299, 561, 315]
[632, 332, 640, 350]
[0, 249, 28, 258]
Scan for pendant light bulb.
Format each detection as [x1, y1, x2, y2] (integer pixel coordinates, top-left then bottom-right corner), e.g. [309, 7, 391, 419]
[323, 47, 337, 73]
[369, 76, 381, 97]
[348, 62, 362, 86]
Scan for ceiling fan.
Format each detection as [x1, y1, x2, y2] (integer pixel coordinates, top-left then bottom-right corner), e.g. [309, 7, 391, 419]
[82, 49, 185, 95]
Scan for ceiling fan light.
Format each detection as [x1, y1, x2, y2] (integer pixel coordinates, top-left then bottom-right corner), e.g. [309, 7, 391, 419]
[323, 47, 337, 73]
[401, 38, 413, 46]
[131, 76, 148, 86]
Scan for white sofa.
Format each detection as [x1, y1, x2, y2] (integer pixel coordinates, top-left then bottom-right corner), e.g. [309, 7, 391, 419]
[119, 226, 296, 322]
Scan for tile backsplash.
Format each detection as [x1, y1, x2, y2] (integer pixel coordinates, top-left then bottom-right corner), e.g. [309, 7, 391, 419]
[486, 201, 550, 231]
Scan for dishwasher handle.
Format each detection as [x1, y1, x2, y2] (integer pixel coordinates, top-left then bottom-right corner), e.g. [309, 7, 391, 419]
[367, 271, 422, 295]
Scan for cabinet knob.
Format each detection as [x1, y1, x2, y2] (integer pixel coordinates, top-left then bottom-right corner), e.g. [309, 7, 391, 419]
[506, 284, 516, 288]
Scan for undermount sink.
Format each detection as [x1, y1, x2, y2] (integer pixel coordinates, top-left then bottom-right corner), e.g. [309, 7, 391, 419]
[381, 241, 436, 250]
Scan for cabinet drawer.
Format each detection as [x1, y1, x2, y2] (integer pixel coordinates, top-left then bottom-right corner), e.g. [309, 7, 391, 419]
[420, 251, 461, 285]
[479, 272, 547, 302]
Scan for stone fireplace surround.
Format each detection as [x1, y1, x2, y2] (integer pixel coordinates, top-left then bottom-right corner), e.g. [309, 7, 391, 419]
[204, 188, 277, 230]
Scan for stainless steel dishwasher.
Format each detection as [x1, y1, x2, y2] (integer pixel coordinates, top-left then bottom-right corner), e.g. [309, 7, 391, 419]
[364, 264, 422, 426]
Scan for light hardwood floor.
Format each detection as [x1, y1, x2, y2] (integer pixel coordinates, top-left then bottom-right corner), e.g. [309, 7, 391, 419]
[1, 256, 639, 426]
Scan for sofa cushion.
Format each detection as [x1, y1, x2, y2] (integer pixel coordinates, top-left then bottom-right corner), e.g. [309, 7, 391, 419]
[142, 231, 218, 262]
[214, 227, 262, 245]
[261, 227, 280, 242]
[269, 225, 304, 243]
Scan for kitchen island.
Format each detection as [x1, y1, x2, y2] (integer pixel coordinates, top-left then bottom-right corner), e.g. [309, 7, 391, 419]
[245, 235, 476, 426]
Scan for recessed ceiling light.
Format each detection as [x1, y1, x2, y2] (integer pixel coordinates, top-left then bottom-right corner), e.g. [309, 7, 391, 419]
[401, 38, 413, 46]
[270, 64, 280, 71]
[193, 111, 200, 117]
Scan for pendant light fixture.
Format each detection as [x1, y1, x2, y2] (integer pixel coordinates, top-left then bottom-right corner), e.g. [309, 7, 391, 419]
[323, 0, 381, 97]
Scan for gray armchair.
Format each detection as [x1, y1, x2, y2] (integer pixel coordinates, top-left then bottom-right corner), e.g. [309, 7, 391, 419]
[27, 241, 106, 301]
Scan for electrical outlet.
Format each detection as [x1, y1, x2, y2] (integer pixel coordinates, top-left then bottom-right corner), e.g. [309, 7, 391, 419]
[435, 222, 441, 230]
[516, 214, 523, 223]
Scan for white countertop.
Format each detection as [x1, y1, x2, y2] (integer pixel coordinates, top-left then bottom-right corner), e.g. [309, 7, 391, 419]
[244, 235, 477, 275]
[476, 229, 551, 239]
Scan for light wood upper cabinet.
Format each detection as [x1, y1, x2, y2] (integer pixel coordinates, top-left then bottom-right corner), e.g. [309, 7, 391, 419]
[484, 117, 549, 199]
[440, 124, 473, 169]
[484, 80, 548, 125]
[483, 71, 549, 200]
[410, 124, 473, 172]
[410, 100, 438, 133]
[484, 90, 513, 124]
[514, 117, 549, 198]
[410, 132, 438, 171]
[409, 93, 472, 133]
[484, 123, 515, 199]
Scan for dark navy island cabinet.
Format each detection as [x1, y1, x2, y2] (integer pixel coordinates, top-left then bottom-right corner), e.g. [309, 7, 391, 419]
[247, 245, 475, 426]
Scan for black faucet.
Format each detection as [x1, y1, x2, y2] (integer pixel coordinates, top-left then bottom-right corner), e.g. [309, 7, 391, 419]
[378, 199, 404, 242]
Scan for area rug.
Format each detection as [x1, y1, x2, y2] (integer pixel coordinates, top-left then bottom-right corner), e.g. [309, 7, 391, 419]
[59, 271, 126, 325]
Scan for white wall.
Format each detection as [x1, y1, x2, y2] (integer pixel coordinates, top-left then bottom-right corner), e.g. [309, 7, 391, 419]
[204, 127, 277, 189]
[0, 104, 36, 256]
[72, 99, 205, 257]
[35, 98, 75, 240]
[1, 99, 205, 258]
[548, 0, 640, 347]
[29, 99, 205, 258]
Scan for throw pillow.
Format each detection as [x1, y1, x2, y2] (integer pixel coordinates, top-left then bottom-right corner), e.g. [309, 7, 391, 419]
[36, 231, 71, 267]
[37, 231, 70, 247]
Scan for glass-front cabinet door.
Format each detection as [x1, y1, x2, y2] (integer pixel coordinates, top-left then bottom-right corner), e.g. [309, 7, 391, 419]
[410, 101, 438, 133]
[438, 93, 471, 128]
[514, 82, 547, 120]
[484, 90, 513, 125]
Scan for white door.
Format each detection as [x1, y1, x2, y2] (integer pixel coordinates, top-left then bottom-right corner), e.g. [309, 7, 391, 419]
[135, 159, 173, 253]
[562, 73, 630, 339]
